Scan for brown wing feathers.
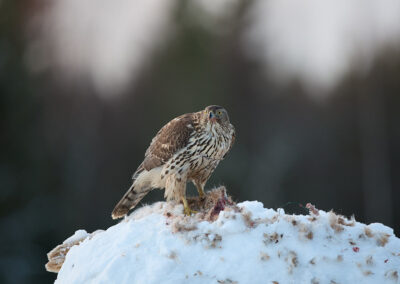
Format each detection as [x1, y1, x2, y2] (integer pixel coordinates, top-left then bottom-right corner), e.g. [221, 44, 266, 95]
[143, 114, 194, 171]
[111, 113, 196, 219]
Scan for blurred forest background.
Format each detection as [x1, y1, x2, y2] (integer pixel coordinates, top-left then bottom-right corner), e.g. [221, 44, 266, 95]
[1, 0, 400, 283]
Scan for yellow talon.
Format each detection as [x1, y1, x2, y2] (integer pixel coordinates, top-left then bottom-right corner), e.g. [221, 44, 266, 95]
[182, 197, 197, 215]
[184, 206, 197, 216]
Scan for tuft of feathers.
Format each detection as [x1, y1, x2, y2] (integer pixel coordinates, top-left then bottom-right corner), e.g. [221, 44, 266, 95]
[45, 230, 103, 273]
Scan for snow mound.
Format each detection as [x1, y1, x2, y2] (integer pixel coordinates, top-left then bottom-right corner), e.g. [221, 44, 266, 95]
[50, 188, 400, 284]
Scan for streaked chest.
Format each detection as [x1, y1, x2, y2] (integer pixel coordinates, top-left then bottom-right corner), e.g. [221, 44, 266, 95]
[188, 126, 230, 163]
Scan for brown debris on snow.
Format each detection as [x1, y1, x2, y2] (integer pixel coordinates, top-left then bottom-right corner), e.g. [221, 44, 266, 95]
[328, 211, 344, 233]
[298, 223, 314, 241]
[45, 243, 73, 273]
[171, 220, 198, 233]
[376, 232, 391, 247]
[199, 233, 223, 249]
[263, 232, 283, 245]
[338, 216, 355, 227]
[328, 211, 354, 233]
[217, 278, 238, 284]
[286, 250, 299, 274]
[45, 230, 103, 273]
[363, 226, 391, 247]
[364, 227, 374, 238]
[385, 270, 398, 281]
[260, 252, 270, 261]
[167, 251, 177, 259]
[306, 203, 319, 216]
[242, 210, 256, 228]
[366, 255, 374, 266]
[217, 279, 238, 284]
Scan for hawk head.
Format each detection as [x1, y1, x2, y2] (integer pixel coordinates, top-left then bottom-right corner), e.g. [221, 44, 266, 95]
[202, 105, 230, 127]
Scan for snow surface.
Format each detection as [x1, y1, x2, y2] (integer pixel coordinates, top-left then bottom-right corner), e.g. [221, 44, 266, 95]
[55, 201, 400, 284]
[62, 230, 89, 245]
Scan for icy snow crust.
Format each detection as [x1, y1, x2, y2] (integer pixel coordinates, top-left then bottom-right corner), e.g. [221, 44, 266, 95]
[62, 230, 89, 245]
[56, 201, 400, 284]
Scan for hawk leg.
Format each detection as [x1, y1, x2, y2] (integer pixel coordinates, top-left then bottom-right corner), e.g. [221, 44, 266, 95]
[165, 174, 196, 215]
[194, 182, 205, 198]
[181, 196, 197, 215]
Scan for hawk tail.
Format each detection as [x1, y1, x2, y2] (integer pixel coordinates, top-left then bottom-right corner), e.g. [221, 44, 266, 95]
[111, 165, 151, 219]
[111, 184, 151, 219]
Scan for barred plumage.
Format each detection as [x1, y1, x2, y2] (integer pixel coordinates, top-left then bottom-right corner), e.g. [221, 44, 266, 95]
[112, 105, 235, 219]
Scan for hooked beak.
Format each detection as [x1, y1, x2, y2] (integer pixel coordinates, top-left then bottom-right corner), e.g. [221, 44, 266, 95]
[210, 117, 217, 123]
